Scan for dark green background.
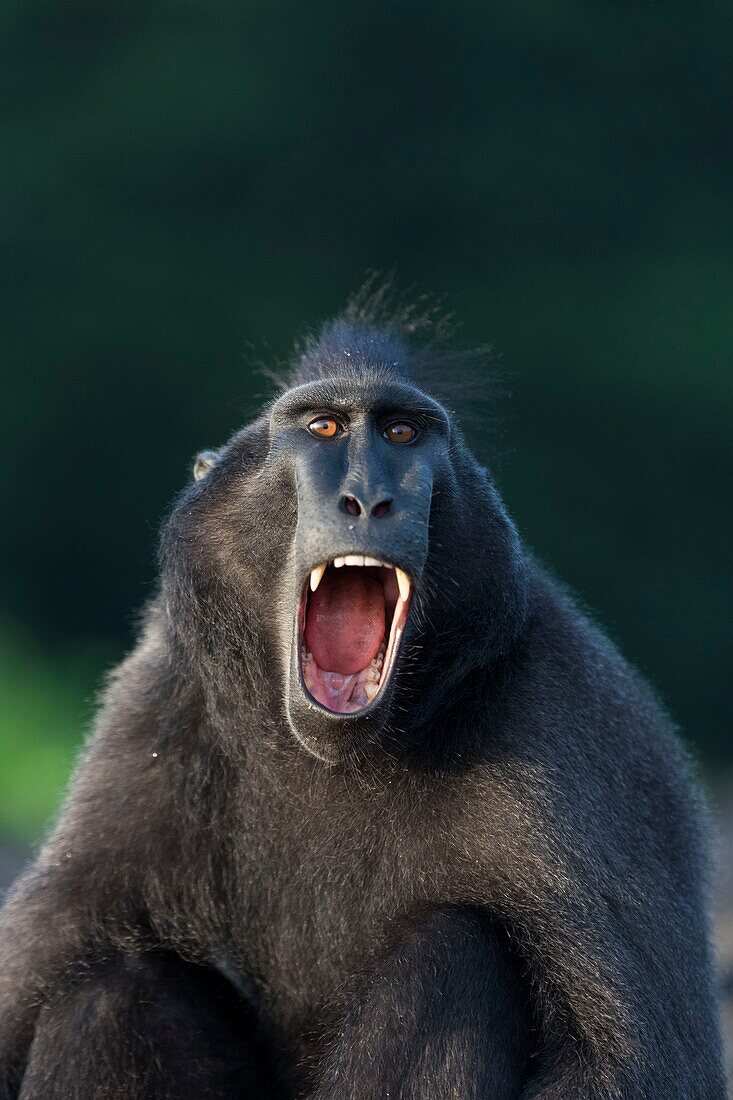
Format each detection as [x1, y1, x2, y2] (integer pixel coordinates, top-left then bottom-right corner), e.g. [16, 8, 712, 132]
[2, 1, 731, 838]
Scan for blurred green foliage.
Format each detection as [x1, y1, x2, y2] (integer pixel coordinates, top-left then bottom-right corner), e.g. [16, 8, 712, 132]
[0, 627, 115, 839]
[1, 1, 731, 837]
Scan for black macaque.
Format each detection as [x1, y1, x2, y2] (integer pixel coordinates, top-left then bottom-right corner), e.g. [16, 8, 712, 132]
[0, 297, 725, 1098]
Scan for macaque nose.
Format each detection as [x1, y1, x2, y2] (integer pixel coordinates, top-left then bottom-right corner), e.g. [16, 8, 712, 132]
[340, 495, 393, 519]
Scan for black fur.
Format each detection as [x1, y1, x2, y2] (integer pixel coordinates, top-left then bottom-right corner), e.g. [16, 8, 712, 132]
[0, 302, 725, 1097]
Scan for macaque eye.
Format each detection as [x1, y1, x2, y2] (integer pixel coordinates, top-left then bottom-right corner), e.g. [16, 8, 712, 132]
[308, 417, 342, 439]
[383, 422, 417, 444]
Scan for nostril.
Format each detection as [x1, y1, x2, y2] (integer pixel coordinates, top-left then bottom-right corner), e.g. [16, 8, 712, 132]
[371, 498, 392, 519]
[341, 494, 363, 517]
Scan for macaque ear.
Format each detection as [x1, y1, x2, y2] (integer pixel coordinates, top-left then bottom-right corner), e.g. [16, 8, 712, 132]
[193, 450, 220, 481]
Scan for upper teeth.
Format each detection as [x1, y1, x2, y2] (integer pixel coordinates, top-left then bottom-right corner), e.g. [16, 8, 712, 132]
[333, 554, 386, 568]
[309, 559, 413, 601]
[395, 567, 411, 603]
[309, 562, 327, 591]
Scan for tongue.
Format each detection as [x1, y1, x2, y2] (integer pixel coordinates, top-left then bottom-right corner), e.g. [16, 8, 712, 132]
[305, 569, 386, 675]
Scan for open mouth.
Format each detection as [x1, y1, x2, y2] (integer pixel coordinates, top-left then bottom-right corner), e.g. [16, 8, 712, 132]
[297, 556, 412, 715]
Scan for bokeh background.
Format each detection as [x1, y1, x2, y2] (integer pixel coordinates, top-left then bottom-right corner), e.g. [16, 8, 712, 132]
[1, 0, 732, 1072]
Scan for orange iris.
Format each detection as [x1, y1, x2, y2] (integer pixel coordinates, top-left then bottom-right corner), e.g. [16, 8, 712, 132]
[384, 422, 416, 443]
[309, 417, 340, 438]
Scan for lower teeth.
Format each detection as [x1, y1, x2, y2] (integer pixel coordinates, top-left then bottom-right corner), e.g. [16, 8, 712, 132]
[302, 634, 388, 708]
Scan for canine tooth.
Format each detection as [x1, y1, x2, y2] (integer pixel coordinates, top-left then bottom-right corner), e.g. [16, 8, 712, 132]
[396, 567, 411, 603]
[344, 554, 364, 566]
[310, 563, 327, 591]
[364, 681, 379, 701]
[364, 556, 382, 567]
[334, 556, 345, 568]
